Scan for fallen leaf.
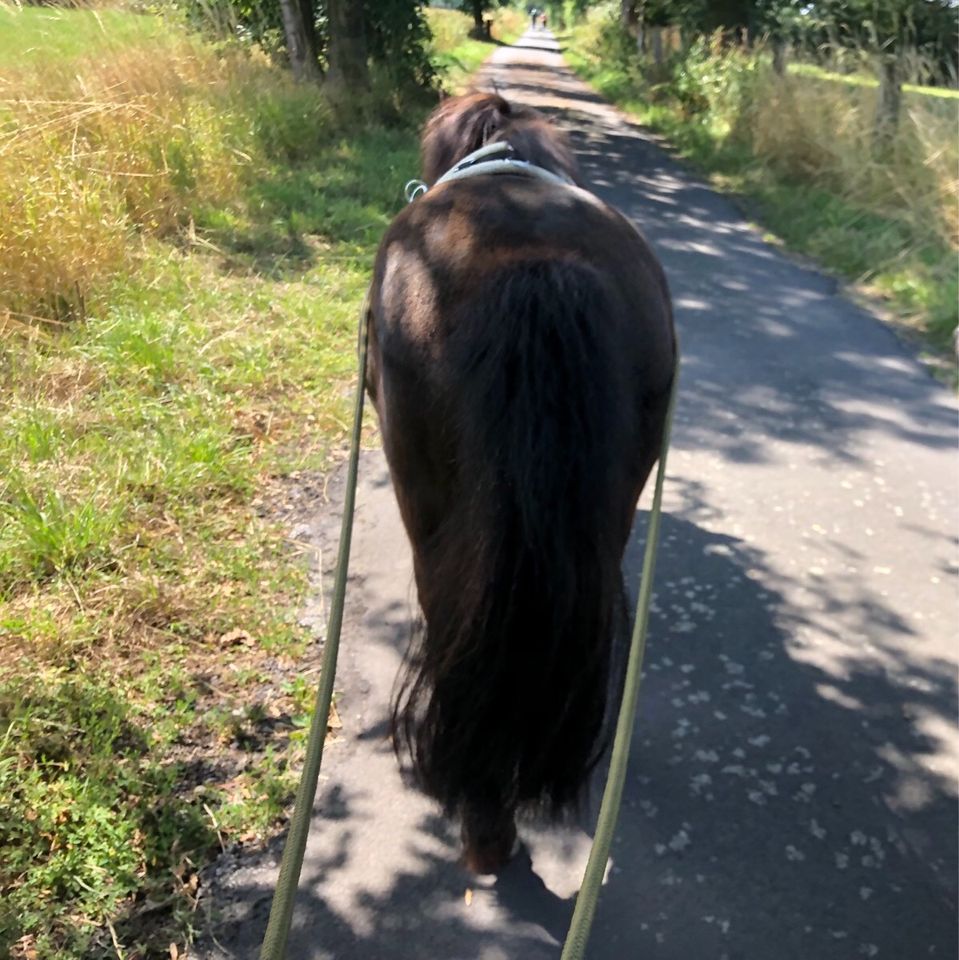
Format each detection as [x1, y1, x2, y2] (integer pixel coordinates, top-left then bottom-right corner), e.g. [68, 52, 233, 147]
[219, 629, 253, 647]
[327, 702, 342, 731]
[11, 936, 38, 960]
[464, 888, 473, 907]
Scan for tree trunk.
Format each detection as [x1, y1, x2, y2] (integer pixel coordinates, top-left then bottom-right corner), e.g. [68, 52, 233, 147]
[470, 0, 484, 33]
[635, 0, 648, 53]
[651, 27, 664, 65]
[772, 38, 786, 76]
[297, 0, 320, 66]
[279, 0, 321, 82]
[874, 54, 903, 148]
[327, 0, 370, 94]
[621, 0, 639, 35]
[825, 23, 839, 67]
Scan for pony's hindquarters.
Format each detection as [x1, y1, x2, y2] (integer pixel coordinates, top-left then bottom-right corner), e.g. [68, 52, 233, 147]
[371, 254, 673, 848]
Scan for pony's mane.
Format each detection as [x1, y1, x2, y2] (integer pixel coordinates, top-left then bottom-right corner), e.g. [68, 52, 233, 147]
[420, 92, 583, 187]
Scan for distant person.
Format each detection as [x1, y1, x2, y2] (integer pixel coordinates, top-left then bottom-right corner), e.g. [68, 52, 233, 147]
[542, 13, 548, 29]
[530, 9, 538, 30]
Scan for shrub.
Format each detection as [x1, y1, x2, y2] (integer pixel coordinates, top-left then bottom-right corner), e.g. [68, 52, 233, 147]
[665, 33, 761, 129]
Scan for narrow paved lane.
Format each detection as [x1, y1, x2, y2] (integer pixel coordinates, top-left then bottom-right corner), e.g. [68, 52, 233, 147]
[198, 33, 957, 960]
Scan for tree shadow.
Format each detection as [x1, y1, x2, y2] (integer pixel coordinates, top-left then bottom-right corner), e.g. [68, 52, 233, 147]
[195, 481, 957, 958]
[483, 67, 958, 469]
[194, 129, 416, 280]
[509, 43, 568, 54]
[622, 143, 957, 465]
[593, 496, 958, 958]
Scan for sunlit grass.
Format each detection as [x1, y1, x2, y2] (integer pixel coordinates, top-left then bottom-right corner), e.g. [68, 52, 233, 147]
[0, 243, 373, 955]
[0, 20, 337, 322]
[789, 62, 959, 101]
[0, 4, 169, 67]
[0, 8, 435, 958]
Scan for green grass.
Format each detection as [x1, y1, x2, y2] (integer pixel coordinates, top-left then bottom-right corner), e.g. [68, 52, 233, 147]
[789, 62, 959, 101]
[564, 23, 958, 367]
[0, 203, 388, 959]
[0, 18, 418, 960]
[0, 4, 169, 67]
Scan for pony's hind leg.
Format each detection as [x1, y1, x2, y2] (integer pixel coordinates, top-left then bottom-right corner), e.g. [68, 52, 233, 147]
[460, 801, 518, 875]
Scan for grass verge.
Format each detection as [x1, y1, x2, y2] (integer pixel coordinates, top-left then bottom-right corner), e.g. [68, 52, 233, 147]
[0, 5, 167, 67]
[564, 14, 958, 370]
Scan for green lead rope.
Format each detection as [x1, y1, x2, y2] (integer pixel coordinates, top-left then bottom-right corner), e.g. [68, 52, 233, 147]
[560, 359, 679, 960]
[258, 307, 369, 960]
[259, 295, 678, 959]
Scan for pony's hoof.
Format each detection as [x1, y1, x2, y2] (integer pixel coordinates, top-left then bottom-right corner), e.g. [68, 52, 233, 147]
[461, 812, 518, 875]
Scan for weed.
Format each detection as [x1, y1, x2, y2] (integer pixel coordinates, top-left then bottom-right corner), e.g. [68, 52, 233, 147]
[0, 480, 125, 594]
[0, 670, 216, 958]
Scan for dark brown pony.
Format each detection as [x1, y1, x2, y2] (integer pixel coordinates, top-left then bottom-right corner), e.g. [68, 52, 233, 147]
[365, 92, 676, 873]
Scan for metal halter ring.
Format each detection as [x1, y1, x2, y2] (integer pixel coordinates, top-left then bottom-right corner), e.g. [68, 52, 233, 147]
[405, 179, 428, 203]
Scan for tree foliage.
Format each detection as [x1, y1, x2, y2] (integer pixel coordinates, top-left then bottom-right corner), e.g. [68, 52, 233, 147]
[622, 0, 957, 76]
[368, 0, 436, 88]
[594, 0, 955, 150]
[172, 0, 436, 91]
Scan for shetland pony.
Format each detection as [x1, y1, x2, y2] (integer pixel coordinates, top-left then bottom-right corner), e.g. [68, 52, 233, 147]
[365, 93, 676, 873]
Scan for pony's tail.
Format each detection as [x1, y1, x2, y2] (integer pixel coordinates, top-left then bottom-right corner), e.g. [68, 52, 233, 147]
[393, 259, 633, 820]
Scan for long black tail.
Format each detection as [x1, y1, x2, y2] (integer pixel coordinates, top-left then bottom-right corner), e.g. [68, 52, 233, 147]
[393, 259, 634, 819]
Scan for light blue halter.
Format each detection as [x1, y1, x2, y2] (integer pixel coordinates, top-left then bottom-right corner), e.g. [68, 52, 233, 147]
[405, 140, 576, 203]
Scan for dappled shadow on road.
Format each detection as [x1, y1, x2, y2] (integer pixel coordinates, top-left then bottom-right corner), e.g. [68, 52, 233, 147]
[604, 500, 957, 957]
[510, 42, 568, 54]
[197, 485, 957, 958]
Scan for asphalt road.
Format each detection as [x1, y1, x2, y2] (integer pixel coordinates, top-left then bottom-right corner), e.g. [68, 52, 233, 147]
[195, 33, 958, 960]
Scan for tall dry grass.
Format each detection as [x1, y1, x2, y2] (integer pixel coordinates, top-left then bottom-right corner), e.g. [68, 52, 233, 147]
[745, 62, 958, 251]
[0, 24, 333, 324]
